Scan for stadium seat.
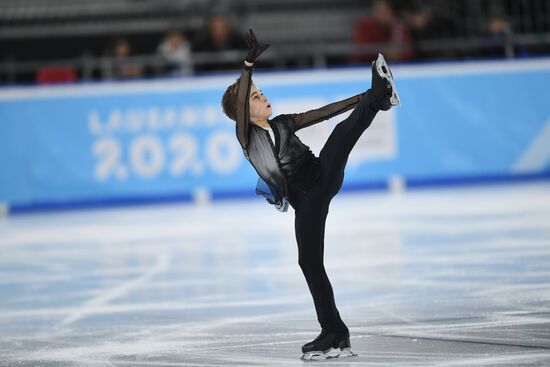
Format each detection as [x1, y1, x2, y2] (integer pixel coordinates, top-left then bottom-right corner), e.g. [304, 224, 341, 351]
[36, 66, 77, 84]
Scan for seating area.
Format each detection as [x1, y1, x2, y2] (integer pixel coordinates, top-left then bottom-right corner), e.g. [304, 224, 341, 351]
[1, 0, 549, 84]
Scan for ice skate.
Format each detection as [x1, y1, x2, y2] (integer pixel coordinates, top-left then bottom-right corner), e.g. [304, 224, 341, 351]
[374, 53, 401, 107]
[301, 331, 357, 361]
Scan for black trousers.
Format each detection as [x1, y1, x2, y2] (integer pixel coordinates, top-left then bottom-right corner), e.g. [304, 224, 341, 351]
[289, 97, 378, 332]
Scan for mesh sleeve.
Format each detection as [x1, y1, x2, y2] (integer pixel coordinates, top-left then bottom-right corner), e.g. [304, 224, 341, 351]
[235, 65, 254, 149]
[291, 93, 364, 131]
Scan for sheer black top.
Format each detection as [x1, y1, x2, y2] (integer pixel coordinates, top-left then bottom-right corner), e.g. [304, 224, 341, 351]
[236, 65, 364, 196]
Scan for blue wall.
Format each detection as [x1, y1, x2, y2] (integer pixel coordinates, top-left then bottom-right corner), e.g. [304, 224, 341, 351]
[1, 58, 550, 213]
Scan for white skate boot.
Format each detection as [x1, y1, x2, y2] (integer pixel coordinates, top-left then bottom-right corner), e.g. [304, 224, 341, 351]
[375, 53, 401, 107]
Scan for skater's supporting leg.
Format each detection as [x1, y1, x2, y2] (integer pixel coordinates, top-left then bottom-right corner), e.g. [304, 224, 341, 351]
[294, 197, 348, 333]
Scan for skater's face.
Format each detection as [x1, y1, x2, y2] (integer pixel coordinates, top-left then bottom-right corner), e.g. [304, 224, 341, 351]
[249, 84, 272, 124]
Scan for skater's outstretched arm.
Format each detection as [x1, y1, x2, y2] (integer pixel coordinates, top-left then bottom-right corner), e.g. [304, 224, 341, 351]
[235, 29, 269, 150]
[291, 93, 365, 132]
[235, 65, 253, 150]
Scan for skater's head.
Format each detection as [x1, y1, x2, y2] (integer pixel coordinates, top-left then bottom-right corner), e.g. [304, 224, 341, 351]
[248, 83, 272, 124]
[222, 79, 272, 124]
[221, 79, 239, 121]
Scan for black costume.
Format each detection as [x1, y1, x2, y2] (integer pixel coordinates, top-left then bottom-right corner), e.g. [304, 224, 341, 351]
[235, 64, 380, 334]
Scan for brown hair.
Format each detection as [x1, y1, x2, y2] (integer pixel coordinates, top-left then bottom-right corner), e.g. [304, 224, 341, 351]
[221, 78, 240, 121]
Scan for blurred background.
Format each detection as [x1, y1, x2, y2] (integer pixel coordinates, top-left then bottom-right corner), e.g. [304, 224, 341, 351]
[1, 0, 549, 84]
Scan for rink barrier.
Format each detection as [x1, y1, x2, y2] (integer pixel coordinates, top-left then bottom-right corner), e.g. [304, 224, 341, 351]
[0, 203, 7, 217]
[8, 192, 193, 215]
[404, 171, 550, 189]
[6, 171, 550, 215]
[2, 57, 550, 215]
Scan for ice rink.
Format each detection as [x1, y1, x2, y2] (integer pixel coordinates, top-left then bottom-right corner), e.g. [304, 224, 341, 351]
[1, 182, 550, 366]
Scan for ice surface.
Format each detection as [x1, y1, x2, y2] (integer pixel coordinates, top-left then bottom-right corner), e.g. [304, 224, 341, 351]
[1, 183, 550, 366]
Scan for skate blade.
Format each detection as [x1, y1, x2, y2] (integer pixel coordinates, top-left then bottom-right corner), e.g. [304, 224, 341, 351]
[375, 53, 401, 107]
[301, 347, 358, 361]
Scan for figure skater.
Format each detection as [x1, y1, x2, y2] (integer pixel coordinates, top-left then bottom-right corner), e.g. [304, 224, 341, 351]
[221, 29, 400, 360]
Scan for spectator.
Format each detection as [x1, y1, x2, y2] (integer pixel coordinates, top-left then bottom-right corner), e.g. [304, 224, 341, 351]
[402, 3, 459, 59]
[352, 0, 413, 63]
[193, 14, 246, 53]
[157, 29, 193, 76]
[104, 38, 143, 79]
[193, 14, 247, 72]
[482, 7, 525, 58]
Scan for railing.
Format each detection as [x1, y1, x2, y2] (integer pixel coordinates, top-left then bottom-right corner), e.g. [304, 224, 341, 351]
[2, 33, 549, 84]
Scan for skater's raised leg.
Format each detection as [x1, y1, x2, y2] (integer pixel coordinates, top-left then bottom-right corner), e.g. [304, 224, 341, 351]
[319, 54, 397, 191]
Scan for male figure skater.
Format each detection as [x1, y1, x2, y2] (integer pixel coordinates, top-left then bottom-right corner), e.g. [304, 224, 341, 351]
[221, 29, 399, 360]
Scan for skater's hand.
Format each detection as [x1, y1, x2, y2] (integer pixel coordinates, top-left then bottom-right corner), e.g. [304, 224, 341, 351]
[245, 29, 269, 64]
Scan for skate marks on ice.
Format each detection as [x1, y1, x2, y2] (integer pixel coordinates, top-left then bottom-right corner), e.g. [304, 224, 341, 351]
[1, 183, 550, 365]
